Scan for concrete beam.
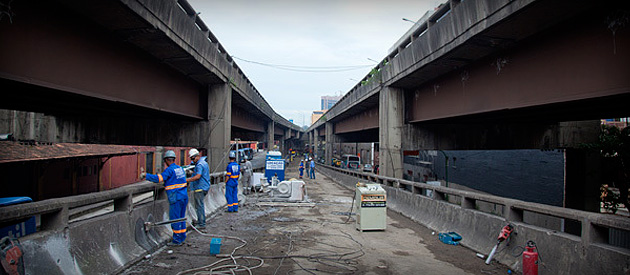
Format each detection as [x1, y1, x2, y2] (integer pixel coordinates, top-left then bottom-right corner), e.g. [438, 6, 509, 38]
[400, 121, 601, 150]
[334, 106, 379, 134]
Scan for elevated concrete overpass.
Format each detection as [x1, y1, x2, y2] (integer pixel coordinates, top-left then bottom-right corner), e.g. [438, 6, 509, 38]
[0, 0, 303, 167]
[308, 0, 629, 178]
[0, 1, 628, 274]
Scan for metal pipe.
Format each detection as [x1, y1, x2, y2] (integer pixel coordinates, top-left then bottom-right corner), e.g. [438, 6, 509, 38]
[438, 150, 448, 187]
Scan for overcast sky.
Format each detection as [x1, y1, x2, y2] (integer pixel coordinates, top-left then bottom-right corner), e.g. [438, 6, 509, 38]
[188, 0, 441, 127]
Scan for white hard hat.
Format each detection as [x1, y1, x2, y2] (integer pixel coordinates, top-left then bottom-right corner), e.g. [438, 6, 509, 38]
[164, 150, 176, 160]
[189, 148, 199, 157]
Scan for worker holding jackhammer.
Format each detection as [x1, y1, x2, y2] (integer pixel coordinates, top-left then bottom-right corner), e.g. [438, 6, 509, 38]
[225, 151, 241, 212]
[186, 148, 209, 230]
[142, 150, 188, 246]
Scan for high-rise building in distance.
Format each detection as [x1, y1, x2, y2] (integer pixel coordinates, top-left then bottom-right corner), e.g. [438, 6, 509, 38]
[321, 95, 341, 110]
[311, 110, 325, 125]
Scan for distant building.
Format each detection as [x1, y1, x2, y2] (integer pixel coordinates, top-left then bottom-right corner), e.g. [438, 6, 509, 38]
[311, 110, 325, 125]
[601, 118, 629, 129]
[321, 95, 341, 110]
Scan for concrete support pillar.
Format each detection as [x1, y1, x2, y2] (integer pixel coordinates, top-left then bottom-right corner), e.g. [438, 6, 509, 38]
[207, 84, 231, 172]
[309, 131, 313, 154]
[267, 121, 274, 151]
[379, 86, 404, 179]
[284, 128, 291, 155]
[325, 122, 334, 163]
[313, 130, 319, 158]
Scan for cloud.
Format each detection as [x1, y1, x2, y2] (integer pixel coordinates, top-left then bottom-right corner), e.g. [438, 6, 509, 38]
[189, 0, 440, 125]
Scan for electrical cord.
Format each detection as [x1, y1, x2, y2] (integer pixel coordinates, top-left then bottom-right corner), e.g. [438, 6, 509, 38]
[210, 143, 236, 174]
[273, 231, 294, 275]
[178, 159, 363, 274]
[237, 229, 364, 274]
[528, 241, 546, 270]
[232, 56, 373, 73]
[176, 223, 265, 275]
[344, 189, 357, 224]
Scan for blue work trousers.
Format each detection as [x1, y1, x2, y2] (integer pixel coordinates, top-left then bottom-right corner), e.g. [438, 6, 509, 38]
[194, 190, 208, 227]
[170, 196, 188, 244]
[226, 182, 239, 212]
[309, 167, 316, 179]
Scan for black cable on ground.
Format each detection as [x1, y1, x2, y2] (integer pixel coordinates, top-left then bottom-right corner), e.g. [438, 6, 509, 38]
[344, 189, 357, 224]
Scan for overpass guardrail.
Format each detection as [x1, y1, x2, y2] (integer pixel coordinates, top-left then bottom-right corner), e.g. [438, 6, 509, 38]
[0, 171, 227, 274]
[316, 164, 630, 275]
[0, 171, 227, 232]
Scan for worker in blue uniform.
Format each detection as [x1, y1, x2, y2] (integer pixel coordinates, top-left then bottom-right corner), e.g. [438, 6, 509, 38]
[143, 150, 188, 246]
[299, 161, 305, 179]
[186, 148, 210, 230]
[225, 151, 240, 212]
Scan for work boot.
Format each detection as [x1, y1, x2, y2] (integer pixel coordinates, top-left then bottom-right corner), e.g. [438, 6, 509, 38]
[167, 242, 183, 247]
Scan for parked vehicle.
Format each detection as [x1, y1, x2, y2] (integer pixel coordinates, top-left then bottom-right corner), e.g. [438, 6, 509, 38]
[341, 154, 360, 170]
[230, 150, 246, 161]
[239, 148, 254, 160]
[362, 163, 373, 173]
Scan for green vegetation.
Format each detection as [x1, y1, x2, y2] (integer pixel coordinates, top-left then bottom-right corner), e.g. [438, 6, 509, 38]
[582, 124, 630, 214]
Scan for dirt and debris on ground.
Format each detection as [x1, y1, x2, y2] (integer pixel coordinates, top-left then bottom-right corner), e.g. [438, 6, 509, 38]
[121, 160, 512, 274]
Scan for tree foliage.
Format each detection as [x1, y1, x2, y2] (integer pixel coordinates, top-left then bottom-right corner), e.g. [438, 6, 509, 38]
[582, 124, 630, 214]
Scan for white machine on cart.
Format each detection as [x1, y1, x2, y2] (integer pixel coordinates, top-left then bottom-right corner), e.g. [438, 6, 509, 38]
[268, 180, 305, 201]
[355, 183, 387, 231]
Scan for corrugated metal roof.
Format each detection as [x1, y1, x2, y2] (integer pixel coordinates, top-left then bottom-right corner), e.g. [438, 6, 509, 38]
[0, 141, 138, 164]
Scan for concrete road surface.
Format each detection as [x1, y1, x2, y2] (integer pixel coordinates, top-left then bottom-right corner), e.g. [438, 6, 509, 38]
[122, 160, 511, 274]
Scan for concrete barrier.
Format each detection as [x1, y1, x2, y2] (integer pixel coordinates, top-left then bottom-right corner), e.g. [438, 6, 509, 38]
[0, 172, 229, 275]
[317, 165, 630, 275]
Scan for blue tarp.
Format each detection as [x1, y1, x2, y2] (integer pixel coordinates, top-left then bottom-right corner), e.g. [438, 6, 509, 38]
[0, 197, 32, 207]
[0, 197, 36, 238]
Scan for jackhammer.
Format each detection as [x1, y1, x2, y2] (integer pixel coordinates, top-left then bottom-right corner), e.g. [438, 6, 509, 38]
[485, 224, 514, 265]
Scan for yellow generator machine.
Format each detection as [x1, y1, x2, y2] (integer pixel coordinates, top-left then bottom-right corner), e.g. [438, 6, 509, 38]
[355, 183, 387, 231]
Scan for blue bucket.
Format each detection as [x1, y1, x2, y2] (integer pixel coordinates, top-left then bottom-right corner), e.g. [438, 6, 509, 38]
[210, 238, 222, 255]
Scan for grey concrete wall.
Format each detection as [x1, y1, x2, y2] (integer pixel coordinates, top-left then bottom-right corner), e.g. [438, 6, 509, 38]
[0, 109, 206, 146]
[316, 165, 630, 275]
[400, 121, 601, 151]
